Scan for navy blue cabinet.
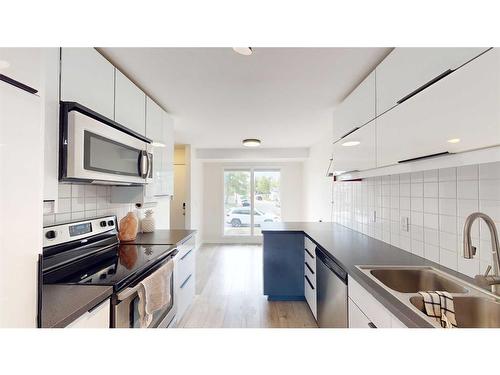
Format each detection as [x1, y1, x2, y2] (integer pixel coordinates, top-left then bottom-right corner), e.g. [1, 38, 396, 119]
[263, 232, 305, 300]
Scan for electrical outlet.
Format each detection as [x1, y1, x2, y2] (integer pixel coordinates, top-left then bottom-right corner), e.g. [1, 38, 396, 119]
[401, 217, 409, 232]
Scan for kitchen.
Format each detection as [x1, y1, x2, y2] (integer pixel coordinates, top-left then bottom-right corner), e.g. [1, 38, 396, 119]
[1, 2, 499, 373]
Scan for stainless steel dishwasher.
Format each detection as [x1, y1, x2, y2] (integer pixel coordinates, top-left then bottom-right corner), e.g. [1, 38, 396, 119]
[316, 248, 348, 328]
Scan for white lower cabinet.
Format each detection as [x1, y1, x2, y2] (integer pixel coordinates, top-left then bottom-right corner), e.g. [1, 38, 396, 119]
[348, 276, 406, 328]
[66, 299, 110, 328]
[174, 236, 196, 323]
[304, 237, 317, 319]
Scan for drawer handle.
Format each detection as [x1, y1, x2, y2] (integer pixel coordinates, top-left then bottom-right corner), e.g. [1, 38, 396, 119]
[304, 262, 315, 275]
[304, 248, 315, 259]
[180, 248, 193, 261]
[368, 322, 377, 329]
[180, 274, 192, 289]
[304, 275, 315, 290]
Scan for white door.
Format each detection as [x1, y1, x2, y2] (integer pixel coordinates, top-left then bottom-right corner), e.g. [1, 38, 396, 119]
[170, 164, 187, 229]
[60, 48, 115, 119]
[376, 47, 489, 115]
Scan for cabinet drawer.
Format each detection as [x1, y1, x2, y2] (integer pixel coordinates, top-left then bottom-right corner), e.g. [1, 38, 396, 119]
[176, 272, 195, 321]
[66, 299, 110, 328]
[304, 274, 317, 319]
[304, 237, 316, 268]
[348, 276, 391, 328]
[178, 236, 195, 257]
[176, 246, 195, 288]
[304, 261, 316, 287]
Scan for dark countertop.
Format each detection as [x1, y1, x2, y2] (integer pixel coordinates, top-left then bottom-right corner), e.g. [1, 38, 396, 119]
[262, 222, 479, 328]
[126, 229, 196, 245]
[42, 284, 113, 328]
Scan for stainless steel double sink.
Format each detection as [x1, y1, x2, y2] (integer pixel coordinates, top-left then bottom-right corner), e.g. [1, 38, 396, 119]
[357, 266, 500, 328]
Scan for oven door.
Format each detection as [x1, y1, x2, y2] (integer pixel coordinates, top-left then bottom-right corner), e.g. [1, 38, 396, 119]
[113, 257, 177, 328]
[63, 109, 150, 184]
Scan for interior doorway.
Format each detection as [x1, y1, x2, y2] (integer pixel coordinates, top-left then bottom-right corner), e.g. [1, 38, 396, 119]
[170, 145, 188, 229]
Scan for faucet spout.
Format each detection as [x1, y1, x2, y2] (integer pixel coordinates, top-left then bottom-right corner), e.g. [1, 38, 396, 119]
[463, 212, 500, 295]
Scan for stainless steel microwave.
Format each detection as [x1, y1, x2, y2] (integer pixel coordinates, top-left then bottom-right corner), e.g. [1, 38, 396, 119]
[59, 102, 153, 185]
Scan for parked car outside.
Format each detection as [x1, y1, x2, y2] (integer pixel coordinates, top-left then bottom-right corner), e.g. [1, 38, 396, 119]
[226, 207, 279, 227]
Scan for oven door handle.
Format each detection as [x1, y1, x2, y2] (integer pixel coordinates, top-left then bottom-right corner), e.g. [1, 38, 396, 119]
[116, 285, 140, 301]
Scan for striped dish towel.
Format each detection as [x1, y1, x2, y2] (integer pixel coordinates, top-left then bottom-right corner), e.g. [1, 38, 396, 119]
[418, 291, 457, 328]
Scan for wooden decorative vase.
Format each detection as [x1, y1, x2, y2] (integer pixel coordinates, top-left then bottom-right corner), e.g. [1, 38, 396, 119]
[118, 212, 138, 242]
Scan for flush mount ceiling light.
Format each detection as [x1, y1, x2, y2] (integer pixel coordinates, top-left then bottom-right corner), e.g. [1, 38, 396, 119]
[242, 138, 261, 147]
[233, 47, 253, 56]
[447, 138, 461, 144]
[341, 140, 360, 147]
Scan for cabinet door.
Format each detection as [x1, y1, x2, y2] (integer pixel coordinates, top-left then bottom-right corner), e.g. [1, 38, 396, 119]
[333, 71, 376, 142]
[377, 48, 500, 167]
[376, 47, 489, 115]
[348, 298, 371, 328]
[145, 97, 165, 196]
[60, 48, 115, 119]
[66, 299, 110, 328]
[115, 70, 146, 136]
[162, 111, 175, 196]
[332, 120, 376, 173]
[0, 48, 42, 90]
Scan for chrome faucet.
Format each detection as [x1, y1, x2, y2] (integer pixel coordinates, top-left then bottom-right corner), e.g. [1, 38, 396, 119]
[463, 212, 500, 295]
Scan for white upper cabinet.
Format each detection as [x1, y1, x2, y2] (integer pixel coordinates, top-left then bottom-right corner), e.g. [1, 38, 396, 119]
[377, 48, 500, 167]
[115, 70, 146, 136]
[145, 97, 174, 197]
[332, 120, 376, 173]
[0, 48, 42, 90]
[376, 47, 489, 115]
[60, 48, 115, 119]
[162, 110, 175, 196]
[333, 71, 376, 142]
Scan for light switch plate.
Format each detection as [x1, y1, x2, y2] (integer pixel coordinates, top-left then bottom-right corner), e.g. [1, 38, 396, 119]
[400, 216, 409, 232]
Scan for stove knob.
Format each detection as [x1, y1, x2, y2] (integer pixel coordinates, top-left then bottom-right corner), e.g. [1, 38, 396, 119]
[45, 230, 57, 239]
[100, 220, 107, 227]
[107, 220, 114, 227]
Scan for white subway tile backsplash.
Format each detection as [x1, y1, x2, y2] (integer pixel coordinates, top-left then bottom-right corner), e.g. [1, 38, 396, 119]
[479, 179, 500, 200]
[439, 181, 457, 199]
[438, 167, 456, 182]
[71, 184, 85, 198]
[479, 161, 500, 180]
[55, 213, 71, 223]
[58, 184, 72, 198]
[439, 198, 456, 216]
[84, 185, 97, 198]
[58, 198, 71, 214]
[457, 165, 478, 181]
[423, 198, 439, 214]
[332, 161, 499, 280]
[457, 180, 478, 199]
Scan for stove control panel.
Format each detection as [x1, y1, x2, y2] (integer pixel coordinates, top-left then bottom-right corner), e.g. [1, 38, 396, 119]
[43, 215, 117, 248]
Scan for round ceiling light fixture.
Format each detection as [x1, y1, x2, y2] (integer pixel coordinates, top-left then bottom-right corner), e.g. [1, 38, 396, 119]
[447, 138, 461, 144]
[0, 60, 10, 69]
[233, 47, 253, 56]
[242, 138, 261, 147]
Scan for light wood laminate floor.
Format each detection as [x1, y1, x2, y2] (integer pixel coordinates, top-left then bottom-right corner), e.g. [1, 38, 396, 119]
[176, 244, 318, 328]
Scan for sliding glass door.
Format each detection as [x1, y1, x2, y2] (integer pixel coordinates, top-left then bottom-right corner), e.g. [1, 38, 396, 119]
[224, 169, 281, 236]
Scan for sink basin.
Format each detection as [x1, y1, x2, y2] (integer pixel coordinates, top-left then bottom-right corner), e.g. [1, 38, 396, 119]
[370, 268, 468, 294]
[410, 296, 500, 328]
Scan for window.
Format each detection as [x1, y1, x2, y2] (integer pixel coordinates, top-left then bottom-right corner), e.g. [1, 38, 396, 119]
[224, 169, 281, 236]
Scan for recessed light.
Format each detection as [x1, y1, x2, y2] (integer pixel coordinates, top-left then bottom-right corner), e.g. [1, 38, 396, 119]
[233, 47, 253, 56]
[0, 60, 10, 69]
[447, 138, 461, 144]
[242, 138, 261, 147]
[341, 141, 360, 147]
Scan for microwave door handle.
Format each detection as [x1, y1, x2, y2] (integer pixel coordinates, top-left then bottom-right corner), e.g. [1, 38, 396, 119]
[146, 153, 152, 178]
[138, 150, 148, 178]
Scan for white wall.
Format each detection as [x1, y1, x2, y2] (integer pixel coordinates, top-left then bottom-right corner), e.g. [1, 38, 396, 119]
[332, 162, 500, 279]
[303, 136, 334, 222]
[202, 161, 304, 243]
[188, 146, 204, 245]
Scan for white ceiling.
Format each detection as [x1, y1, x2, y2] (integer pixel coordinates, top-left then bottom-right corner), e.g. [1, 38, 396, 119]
[100, 47, 391, 148]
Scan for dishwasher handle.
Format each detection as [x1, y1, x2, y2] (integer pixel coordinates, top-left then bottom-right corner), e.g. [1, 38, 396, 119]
[316, 248, 347, 284]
